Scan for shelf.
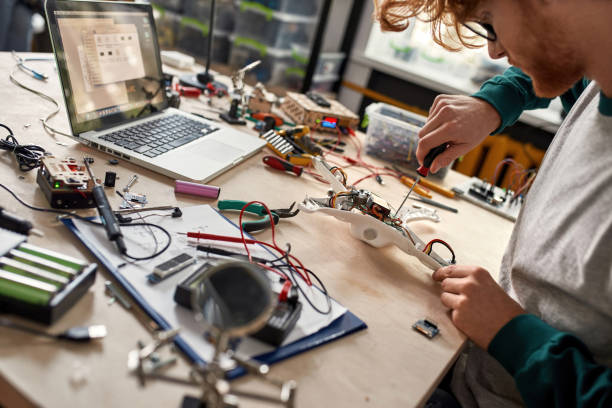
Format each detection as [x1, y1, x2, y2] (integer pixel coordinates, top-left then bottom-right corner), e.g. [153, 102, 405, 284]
[352, 53, 562, 134]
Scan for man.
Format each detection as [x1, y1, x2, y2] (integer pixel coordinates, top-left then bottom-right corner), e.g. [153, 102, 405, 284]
[374, 1, 612, 407]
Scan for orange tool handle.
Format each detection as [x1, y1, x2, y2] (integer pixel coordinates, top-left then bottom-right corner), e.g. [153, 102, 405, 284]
[400, 176, 432, 199]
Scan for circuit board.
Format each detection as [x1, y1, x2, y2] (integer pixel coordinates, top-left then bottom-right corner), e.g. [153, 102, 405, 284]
[453, 177, 523, 221]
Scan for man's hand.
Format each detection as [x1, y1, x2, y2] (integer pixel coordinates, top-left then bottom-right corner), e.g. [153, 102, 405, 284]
[417, 95, 501, 173]
[432, 265, 525, 350]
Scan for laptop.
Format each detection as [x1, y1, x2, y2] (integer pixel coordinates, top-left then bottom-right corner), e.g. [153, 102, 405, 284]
[44, 0, 265, 182]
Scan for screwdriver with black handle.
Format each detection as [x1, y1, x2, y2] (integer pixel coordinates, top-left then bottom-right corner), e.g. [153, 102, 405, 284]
[83, 159, 127, 255]
[395, 143, 448, 216]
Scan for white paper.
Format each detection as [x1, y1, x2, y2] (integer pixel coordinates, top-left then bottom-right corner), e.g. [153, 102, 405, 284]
[72, 205, 346, 362]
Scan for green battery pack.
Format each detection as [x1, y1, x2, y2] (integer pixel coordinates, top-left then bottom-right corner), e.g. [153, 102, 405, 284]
[0, 229, 97, 324]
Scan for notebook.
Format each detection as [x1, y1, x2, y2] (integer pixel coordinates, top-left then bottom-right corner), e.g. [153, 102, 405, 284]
[44, 0, 265, 182]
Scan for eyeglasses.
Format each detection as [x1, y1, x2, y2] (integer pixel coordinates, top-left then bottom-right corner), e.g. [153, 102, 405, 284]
[462, 22, 497, 42]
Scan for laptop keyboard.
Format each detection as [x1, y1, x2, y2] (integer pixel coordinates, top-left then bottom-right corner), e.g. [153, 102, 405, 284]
[99, 114, 218, 158]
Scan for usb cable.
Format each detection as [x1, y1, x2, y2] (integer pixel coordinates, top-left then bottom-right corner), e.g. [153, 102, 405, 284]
[0, 318, 107, 342]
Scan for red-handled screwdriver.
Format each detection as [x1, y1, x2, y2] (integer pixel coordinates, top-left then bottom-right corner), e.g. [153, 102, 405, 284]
[395, 143, 448, 216]
[262, 155, 303, 176]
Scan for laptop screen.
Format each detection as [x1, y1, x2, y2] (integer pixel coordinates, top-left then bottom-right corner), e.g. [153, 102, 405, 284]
[45, 0, 168, 135]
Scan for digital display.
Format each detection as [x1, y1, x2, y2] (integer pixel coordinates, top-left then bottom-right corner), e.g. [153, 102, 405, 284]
[321, 116, 338, 129]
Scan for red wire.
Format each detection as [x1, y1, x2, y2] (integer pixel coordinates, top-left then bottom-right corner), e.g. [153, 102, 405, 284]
[237, 201, 312, 285]
[188, 230, 312, 284]
[351, 171, 398, 186]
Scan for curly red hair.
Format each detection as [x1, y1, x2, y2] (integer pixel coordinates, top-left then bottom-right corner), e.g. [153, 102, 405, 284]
[373, 0, 484, 51]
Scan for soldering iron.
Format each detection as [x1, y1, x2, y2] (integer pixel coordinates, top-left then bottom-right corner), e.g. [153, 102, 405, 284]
[83, 159, 127, 255]
[0, 207, 44, 236]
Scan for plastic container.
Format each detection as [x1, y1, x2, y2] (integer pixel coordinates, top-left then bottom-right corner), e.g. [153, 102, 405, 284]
[311, 74, 338, 93]
[240, 0, 323, 16]
[364, 102, 450, 180]
[234, 4, 317, 50]
[229, 37, 300, 86]
[315, 52, 345, 77]
[177, 22, 232, 64]
[182, 0, 237, 32]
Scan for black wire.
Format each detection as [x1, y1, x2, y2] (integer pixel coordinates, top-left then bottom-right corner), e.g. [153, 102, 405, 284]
[426, 240, 456, 264]
[279, 263, 332, 315]
[267, 244, 331, 315]
[0, 124, 48, 171]
[119, 222, 171, 261]
[0, 182, 102, 226]
[0, 182, 170, 261]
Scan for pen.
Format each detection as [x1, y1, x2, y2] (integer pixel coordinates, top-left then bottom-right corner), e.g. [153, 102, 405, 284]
[181, 232, 258, 244]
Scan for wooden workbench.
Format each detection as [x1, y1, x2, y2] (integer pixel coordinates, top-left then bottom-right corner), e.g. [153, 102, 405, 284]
[0, 52, 514, 407]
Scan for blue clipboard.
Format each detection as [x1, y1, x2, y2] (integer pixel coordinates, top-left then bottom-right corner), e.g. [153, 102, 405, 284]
[62, 217, 367, 378]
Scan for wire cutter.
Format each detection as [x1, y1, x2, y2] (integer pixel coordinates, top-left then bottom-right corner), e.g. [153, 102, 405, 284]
[217, 200, 300, 233]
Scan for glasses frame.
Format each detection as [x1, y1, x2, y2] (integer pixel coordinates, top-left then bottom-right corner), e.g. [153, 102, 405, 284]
[462, 22, 497, 42]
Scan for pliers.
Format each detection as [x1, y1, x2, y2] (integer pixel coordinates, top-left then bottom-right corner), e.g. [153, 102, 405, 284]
[217, 200, 300, 233]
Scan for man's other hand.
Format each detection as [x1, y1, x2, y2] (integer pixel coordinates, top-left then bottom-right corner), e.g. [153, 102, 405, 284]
[432, 265, 525, 350]
[417, 95, 501, 173]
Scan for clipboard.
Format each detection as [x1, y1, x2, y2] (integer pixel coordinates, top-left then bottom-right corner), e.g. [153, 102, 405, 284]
[62, 210, 366, 378]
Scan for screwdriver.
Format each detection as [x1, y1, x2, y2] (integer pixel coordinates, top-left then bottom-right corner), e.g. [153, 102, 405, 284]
[262, 155, 303, 176]
[395, 143, 448, 216]
[83, 159, 127, 255]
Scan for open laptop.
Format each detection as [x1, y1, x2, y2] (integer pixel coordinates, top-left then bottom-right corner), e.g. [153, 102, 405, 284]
[44, 0, 265, 181]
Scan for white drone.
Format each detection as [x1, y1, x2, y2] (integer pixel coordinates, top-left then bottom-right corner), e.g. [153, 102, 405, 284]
[299, 158, 450, 270]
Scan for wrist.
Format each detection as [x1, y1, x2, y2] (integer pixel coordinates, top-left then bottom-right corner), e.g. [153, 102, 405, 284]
[475, 97, 502, 135]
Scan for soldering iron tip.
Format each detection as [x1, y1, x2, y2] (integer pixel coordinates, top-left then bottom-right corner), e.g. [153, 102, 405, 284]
[30, 228, 45, 237]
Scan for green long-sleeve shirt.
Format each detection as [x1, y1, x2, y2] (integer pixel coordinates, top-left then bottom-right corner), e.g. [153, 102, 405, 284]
[472, 66, 591, 134]
[459, 70, 612, 407]
[489, 315, 612, 407]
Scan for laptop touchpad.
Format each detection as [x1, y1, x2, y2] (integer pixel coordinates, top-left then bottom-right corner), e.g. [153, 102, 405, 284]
[186, 139, 246, 161]
[156, 138, 246, 179]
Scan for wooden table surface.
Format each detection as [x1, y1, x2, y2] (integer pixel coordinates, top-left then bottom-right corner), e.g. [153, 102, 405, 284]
[0, 52, 514, 408]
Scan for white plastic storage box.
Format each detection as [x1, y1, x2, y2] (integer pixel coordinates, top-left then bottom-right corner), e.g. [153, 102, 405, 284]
[364, 103, 450, 179]
[182, 0, 237, 32]
[177, 21, 231, 64]
[234, 3, 317, 50]
[229, 37, 305, 87]
[240, 0, 323, 16]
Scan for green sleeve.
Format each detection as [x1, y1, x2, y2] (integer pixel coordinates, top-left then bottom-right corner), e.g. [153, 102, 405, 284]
[471, 67, 591, 134]
[471, 66, 553, 134]
[488, 314, 612, 407]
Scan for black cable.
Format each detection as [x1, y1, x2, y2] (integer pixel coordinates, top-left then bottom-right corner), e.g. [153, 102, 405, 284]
[120, 222, 171, 261]
[0, 124, 47, 171]
[0, 182, 102, 226]
[268, 244, 332, 315]
[0, 182, 171, 261]
[280, 264, 332, 315]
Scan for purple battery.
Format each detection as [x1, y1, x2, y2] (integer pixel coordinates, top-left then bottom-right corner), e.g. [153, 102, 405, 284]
[175, 180, 220, 199]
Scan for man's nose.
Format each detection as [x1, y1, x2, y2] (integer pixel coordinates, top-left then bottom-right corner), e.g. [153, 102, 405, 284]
[488, 40, 506, 59]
